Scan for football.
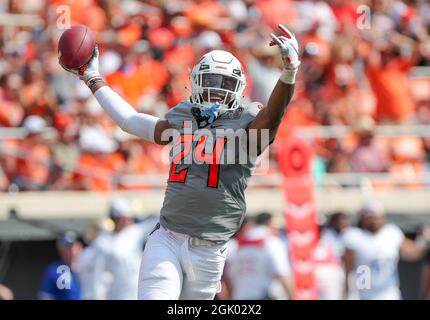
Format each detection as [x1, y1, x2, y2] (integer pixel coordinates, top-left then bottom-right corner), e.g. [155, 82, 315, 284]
[58, 24, 95, 70]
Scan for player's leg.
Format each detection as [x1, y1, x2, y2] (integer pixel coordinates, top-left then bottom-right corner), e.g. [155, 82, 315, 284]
[179, 242, 228, 300]
[138, 224, 183, 300]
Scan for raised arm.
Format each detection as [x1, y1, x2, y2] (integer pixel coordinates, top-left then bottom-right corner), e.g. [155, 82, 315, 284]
[399, 228, 430, 262]
[59, 46, 172, 145]
[248, 24, 300, 144]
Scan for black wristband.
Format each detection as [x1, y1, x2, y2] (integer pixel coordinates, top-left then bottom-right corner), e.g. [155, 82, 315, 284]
[87, 77, 104, 89]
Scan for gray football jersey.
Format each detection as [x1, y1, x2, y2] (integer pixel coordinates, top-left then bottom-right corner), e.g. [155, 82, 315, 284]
[159, 100, 262, 243]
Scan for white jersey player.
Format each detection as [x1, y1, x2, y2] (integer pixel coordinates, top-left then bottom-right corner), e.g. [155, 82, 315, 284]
[343, 200, 430, 300]
[61, 24, 300, 300]
[77, 199, 158, 299]
[225, 225, 293, 300]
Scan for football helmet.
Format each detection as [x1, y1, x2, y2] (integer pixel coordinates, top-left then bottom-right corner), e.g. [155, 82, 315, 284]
[190, 50, 246, 115]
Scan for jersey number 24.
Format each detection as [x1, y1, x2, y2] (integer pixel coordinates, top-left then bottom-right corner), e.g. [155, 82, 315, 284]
[168, 134, 226, 188]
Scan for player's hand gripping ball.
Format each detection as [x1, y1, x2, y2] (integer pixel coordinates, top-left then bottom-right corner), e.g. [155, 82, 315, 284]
[58, 25, 100, 84]
[269, 24, 301, 70]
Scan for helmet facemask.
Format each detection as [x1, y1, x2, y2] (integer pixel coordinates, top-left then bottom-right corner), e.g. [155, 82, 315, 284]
[201, 73, 238, 104]
[191, 71, 245, 114]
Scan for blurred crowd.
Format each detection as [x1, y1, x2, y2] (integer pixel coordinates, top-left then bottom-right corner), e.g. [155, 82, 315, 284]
[2, 0, 430, 192]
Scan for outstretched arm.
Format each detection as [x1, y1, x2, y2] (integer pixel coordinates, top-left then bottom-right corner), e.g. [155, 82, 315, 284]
[59, 46, 172, 145]
[399, 232, 430, 262]
[248, 24, 300, 144]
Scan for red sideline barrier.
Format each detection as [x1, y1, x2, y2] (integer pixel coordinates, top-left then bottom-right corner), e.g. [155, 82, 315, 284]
[277, 136, 319, 299]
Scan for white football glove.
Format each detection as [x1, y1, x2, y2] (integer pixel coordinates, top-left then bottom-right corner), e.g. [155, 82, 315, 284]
[60, 45, 101, 85]
[270, 24, 301, 70]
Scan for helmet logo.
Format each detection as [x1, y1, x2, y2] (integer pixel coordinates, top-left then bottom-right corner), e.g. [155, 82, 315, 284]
[199, 64, 210, 71]
[232, 69, 242, 76]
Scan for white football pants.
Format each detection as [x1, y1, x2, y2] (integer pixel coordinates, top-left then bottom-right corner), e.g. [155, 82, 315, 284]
[138, 223, 228, 300]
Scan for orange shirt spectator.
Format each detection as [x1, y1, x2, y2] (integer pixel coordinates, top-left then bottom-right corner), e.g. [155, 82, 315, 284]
[366, 57, 415, 123]
[107, 60, 168, 107]
[275, 95, 318, 147]
[255, 0, 297, 30]
[73, 152, 125, 191]
[164, 44, 196, 74]
[117, 141, 164, 190]
[185, 0, 229, 30]
[137, 60, 169, 97]
[302, 33, 332, 67]
[11, 116, 51, 190]
[118, 24, 143, 48]
[14, 139, 52, 190]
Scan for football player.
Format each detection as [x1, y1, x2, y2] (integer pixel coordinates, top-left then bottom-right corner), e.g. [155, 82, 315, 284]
[61, 24, 300, 300]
